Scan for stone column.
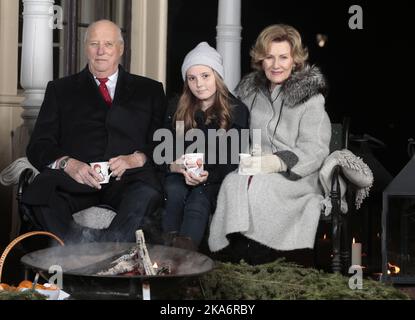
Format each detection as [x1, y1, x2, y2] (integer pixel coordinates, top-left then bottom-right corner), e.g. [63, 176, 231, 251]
[20, 0, 54, 133]
[216, 0, 242, 92]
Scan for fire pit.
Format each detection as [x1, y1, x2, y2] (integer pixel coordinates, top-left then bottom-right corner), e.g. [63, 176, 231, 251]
[21, 242, 215, 299]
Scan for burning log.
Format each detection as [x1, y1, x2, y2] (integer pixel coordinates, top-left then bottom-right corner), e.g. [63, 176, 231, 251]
[97, 230, 170, 276]
[136, 230, 156, 276]
[97, 259, 139, 276]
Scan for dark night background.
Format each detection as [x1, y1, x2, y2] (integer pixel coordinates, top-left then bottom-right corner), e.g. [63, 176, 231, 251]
[167, 0, 413, 177]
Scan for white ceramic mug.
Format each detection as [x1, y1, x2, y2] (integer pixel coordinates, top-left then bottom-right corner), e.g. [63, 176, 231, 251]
[184, 153, 204, 177]
[90, 161, 112, 184]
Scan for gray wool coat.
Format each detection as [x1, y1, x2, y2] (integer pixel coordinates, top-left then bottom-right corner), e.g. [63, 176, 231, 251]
[208, 65, 332, 251]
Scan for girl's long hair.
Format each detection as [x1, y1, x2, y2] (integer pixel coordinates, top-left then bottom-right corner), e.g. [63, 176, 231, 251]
[173, 70, 232, 131]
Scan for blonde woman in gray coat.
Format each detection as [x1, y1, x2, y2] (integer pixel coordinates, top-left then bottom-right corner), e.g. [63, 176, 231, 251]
[208, 24, 331, 264]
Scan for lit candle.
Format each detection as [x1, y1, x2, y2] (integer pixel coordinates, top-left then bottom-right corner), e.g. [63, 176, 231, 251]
[351, 238, 362, 266]
[316, 234, 331, 268]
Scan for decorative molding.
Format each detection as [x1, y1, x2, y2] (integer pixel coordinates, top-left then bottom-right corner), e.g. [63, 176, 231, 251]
[0, 95, 25, 107]
[20, 0, 54, 130]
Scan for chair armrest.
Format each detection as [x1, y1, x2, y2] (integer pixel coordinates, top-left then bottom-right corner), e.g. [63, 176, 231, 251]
[17, 168, 34, 203]
[17, 168, 44, 231]
[342, 117, 350, 149]
[330, 165, 341, 208]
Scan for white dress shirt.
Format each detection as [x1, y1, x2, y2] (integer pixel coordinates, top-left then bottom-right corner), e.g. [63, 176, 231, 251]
[93, 70, 119, 100]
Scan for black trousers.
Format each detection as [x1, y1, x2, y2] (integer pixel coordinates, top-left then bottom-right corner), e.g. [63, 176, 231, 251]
[31, 179, 163, 243]
[220, 233, 314, 266]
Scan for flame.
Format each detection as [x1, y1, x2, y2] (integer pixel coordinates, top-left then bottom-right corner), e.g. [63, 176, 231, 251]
[152, 262, 158, 269]
[387, 262, 400, 275]
[323, 234, 327, 240]
[352, 237, 356, 244]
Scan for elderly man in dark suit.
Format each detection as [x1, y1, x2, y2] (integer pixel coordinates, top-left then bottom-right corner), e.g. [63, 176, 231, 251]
[22, 20, 166, 242]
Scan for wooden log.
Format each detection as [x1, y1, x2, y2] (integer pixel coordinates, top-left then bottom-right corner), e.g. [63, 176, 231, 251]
[136, 230, 156, 276]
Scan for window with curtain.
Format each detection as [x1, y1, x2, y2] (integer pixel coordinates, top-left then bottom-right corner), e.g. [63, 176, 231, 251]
[63, 0, 132, 76]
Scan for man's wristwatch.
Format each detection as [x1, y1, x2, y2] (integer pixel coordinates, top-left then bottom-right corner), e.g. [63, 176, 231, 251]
[58, 156, 70, 170]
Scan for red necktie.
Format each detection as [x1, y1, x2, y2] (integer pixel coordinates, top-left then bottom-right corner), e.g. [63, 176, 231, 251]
[97, 78, 112, 106]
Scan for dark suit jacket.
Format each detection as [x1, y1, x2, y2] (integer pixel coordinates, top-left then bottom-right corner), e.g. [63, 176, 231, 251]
[24, 66, 167, 205]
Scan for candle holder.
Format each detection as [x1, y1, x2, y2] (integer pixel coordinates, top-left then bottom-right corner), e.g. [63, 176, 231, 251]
[382, 157, 415, 284]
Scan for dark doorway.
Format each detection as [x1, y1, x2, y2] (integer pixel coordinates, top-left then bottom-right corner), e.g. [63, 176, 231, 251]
[166, 0, 219, 98]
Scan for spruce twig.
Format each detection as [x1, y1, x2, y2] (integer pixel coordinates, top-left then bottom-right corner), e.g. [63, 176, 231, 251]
[196, 259, 410, 300]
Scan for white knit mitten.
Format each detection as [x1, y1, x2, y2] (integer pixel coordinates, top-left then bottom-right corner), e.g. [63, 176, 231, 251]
[239, 154, 286, 175]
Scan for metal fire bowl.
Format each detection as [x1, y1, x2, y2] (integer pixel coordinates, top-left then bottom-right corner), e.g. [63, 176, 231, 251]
[21, 242, 215, 299]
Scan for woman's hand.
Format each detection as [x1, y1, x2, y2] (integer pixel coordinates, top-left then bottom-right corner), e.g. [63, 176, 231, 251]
[169, 156, 208, 186]
[239, 154, 285, 174]
[183, 170, 209, 186]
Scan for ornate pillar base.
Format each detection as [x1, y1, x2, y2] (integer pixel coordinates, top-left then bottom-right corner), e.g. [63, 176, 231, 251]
[21, 0, 54, 133]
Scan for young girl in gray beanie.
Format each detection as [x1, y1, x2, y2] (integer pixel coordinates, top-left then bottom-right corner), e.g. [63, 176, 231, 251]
[162, 42, 249, 251]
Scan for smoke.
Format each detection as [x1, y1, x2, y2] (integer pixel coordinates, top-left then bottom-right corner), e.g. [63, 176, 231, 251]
[60, 221, 104, 246]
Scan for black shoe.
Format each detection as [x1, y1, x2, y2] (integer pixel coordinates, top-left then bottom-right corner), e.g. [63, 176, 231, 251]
[162, 231, 178, 246]
[172, 236, 197, 251]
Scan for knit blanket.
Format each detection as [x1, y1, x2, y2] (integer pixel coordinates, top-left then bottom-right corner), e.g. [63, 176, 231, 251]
[319, 149, 374, 216]
[0, 157, 39, 186]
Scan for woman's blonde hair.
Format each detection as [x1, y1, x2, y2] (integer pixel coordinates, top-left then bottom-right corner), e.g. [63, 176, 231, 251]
[250, 24, 308, 72]
[174, 70, 232, 131]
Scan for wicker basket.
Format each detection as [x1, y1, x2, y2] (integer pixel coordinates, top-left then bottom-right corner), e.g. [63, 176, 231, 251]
[0, 231, 65, 283]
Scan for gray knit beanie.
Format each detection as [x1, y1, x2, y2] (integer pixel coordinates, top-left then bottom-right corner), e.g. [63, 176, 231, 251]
[181, 42, 225, 81]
